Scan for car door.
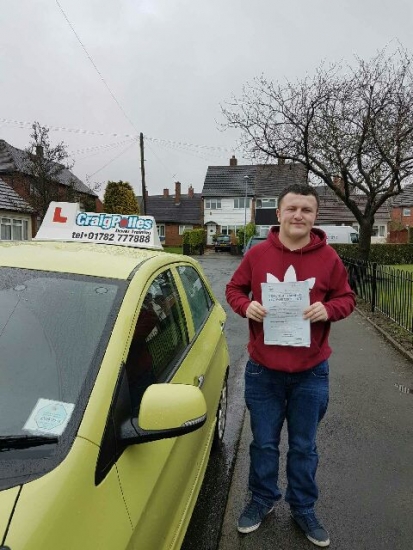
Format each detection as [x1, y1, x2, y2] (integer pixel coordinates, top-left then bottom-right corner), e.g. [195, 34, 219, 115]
[173, 263, 229, 444]
[115, 267, 209, 550]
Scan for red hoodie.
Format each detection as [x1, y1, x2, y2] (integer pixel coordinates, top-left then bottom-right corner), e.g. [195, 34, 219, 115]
[225, 226, 355, 372]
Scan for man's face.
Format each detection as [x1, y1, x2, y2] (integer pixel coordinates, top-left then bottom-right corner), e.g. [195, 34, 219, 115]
[276, 193, 318, 243]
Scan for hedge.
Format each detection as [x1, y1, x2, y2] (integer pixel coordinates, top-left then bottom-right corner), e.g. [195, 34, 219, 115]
[332, 243, 413, 265]
[182, 228, 206, 255]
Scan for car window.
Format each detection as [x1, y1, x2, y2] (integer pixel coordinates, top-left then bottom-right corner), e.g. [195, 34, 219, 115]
[125, 269, 188, 410]
[177, 265, 213, 332]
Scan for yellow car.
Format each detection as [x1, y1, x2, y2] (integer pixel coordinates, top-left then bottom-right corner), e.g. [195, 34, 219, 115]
[0, 203, 229, 550]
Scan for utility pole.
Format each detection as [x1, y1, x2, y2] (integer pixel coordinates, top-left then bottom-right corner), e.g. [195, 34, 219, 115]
[140, 132, 147, 214]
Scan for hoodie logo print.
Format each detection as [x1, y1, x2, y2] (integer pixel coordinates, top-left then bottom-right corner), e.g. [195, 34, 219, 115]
[267, 265, 315, 289]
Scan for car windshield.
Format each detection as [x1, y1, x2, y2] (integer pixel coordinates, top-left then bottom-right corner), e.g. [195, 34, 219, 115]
[0, 267, 123, 440]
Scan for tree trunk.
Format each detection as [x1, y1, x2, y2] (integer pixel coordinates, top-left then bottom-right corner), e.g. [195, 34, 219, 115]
[358, 219, 373, 260]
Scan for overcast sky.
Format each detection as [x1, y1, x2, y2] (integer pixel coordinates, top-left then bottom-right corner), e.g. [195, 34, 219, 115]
[1, 0, 413, 200]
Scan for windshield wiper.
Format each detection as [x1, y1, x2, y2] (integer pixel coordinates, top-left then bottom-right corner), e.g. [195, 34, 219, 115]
[0, 434, 59, 451]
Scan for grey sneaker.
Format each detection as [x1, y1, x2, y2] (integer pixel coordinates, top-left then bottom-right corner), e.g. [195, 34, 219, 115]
[291, 510, 330, 547]
[237, 499, 274, 534]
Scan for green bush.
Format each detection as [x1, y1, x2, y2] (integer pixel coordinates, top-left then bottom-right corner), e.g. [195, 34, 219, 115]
[182, 228, 206, 254]
[236, 223, 256, 248]
[332, 243, 413, 265]
[103, 180, 139, 214]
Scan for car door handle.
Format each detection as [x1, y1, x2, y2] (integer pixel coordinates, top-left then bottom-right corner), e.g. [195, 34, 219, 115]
[196, 375, 205, 389]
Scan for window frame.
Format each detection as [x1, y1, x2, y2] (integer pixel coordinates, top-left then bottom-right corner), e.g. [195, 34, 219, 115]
[0, 216, 29, 241]
[156, 224, 165, 239]
[256, 198, 278, 209]
[233, 197, 251, 209]
[205, 198, 221, 210]
[221, 224, 243, 235]
[179, 225, 193, 235]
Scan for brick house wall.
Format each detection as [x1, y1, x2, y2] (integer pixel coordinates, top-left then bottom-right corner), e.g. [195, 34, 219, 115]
[164, 223, 202, 247]
[1, 172, 103, 233]
[391, 206, 413, 227]
[389, 206, 413, 243]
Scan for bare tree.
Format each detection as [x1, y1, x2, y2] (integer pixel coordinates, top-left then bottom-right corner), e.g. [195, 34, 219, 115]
[222, 47, 413, 259]
[24, 122, 75, 219]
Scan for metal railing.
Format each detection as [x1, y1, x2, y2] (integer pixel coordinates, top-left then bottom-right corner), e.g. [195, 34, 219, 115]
[341, 257, 413, 334]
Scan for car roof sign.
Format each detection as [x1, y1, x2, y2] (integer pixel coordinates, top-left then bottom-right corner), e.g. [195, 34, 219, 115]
[35, 202, 163, 249]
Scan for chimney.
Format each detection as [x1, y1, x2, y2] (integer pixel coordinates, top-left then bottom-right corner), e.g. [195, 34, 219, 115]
[36, 145, 44, 158]
[188, 185, 194, 198]
[174, 181, 181, 204]
[163, 188, 169, 198]
[230, 155, 237, 166]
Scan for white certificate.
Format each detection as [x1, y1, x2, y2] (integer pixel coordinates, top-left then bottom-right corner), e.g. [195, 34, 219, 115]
[261, 281, 311, 347]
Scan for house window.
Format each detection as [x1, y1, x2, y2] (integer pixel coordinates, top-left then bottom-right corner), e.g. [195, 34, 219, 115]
[403, 208, 411, 217]
[221, 225, 243, 235]
[1, 217, 29, 241]
[256, 198, 277, 209]
[205, 198, 221, 210]
[234, 198, 251, 209]
[179, 225, 193, 235]
[257, 225, 271, 237]
[379, 226, 385, 237]
[157, 224, 165, 239]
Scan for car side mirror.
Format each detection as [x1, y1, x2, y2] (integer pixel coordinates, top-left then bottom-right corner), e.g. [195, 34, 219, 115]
[119, 383, 207, 445]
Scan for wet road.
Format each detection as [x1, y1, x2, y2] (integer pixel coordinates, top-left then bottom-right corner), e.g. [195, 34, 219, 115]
[182, 253, 248, 550]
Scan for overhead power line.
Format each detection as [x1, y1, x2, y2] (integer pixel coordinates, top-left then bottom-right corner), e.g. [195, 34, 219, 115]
[70, 137, 138, 157]
[55, 0, 139, 135]
[0, 117, 239, 159]
[86, 141, 137, 178]
[0, 118, 138, 138]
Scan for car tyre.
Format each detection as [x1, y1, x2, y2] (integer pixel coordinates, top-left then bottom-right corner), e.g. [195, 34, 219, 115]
[212, 371, 228, 450]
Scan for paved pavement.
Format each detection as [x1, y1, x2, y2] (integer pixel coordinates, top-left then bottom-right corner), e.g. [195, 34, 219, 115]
[218, 310, 413, 550]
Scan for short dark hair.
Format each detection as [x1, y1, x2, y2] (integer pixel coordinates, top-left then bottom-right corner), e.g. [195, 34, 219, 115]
[278, 183, 320, 209]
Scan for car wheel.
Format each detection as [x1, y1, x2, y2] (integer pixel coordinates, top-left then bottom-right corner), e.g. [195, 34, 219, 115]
[213, 372, 228, 449]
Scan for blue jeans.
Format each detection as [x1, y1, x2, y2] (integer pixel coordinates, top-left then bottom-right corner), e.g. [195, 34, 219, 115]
[245, 359, 329, 512]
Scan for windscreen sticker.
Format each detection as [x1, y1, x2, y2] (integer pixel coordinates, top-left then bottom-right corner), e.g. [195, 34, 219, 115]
[23, 398, 75, 436]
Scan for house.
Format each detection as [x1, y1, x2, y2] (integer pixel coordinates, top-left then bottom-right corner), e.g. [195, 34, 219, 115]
[316, 185, 391, 243]
[0, 177, 37, 240]
[202, 156, 307, 245]
[389, 184, 413, 243]
[144, 181, 202, 246]
[0, 139, 102, 234]
[254, 161, 308, 236]
[202, 157, 392, 244]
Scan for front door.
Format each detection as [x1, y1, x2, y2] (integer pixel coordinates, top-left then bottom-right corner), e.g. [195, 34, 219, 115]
[206, 223, 217, 245]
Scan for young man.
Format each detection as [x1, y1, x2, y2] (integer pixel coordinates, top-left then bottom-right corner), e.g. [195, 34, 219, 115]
[226, 183, 355, 547]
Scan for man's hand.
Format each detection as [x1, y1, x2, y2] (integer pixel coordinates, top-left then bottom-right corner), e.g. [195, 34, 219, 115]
[303, 302, 328, 323]
[246, 301, 267, 323]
